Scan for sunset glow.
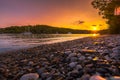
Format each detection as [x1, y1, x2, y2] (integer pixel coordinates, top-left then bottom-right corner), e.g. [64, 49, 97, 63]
[92, 27, 99, 31]
[0, 0, 108, 30]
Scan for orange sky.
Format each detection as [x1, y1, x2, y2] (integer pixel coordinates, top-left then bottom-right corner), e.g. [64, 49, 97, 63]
[0, 0, 108, 30]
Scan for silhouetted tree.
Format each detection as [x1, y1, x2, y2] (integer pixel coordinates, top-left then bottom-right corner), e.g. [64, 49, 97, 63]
[92, 0, 120, 34]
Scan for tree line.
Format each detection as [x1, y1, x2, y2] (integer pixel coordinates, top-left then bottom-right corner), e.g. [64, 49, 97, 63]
[0, 25, 92, 34]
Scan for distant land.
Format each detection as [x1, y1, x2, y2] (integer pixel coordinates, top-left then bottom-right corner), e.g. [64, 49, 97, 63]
[0, 25, 108, 34]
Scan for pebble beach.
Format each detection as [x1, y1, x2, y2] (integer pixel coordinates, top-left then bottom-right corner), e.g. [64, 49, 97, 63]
[0, 35, 120, 80]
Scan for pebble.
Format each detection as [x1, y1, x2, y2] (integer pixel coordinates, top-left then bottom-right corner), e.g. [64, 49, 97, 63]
[68, 53, 77, 58]
[69, 62, 77, 68]
[20, 73, 39, 80]
[81, 74, 90, 80]
[90, 75, 106, 80]
[78, 56, 86, 60]
[76, 65, 82, 70]
[1, 35, 120, 80]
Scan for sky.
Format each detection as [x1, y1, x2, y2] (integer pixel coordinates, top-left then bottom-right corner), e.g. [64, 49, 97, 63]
[0, 0, 108, 30]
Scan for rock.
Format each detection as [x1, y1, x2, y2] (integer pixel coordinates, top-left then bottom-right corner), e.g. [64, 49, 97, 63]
[104, 55, 111, 60]
[92, 57, 99, 61]
[77, 53, 82, 57]
[41, 72, 51, 79]
[78, 56, 85, 61]
[28, 61, 34, 66]
[69, 62, 77, 68]
[113, 76, 120, 80]
[37, 68, 45, 75]
[107, 43, 115, 48]
[46, 77, 52, 80]
[87, 56, 92, 60]
[70, 69, 79, 78]
[86, 64, 93, 68]
[109, 76, 120, 80]
[96, 68, 110, 75]
[64, 50, 72, 55]
[68, 53, 77, 58]
[112, 47, 120, 54]
[20, 73, 39, 80]
[70, 57, 78, 62]
[102, 49, 110, 54]
[76, 65, 82, 70]
[80, 49, 97, 53]
[90, 75, 106, 80]
[81, 74, 90, 80]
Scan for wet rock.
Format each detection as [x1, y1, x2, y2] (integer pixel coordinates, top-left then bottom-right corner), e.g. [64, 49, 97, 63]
[90, 75, 106, 80]
[20, 73, 39, 80]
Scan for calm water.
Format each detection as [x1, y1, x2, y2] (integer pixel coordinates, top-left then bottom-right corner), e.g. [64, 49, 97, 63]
[0, 34, 96, 53]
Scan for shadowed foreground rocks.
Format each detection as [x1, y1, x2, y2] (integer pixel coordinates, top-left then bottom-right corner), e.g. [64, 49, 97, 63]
[0, 35, 120, 80]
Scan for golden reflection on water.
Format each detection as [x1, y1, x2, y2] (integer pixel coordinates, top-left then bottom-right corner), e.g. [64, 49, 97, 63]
[92, 33, 99, 37]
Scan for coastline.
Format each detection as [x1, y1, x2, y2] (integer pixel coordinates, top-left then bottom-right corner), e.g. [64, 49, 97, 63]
[0, 35, 120, 80]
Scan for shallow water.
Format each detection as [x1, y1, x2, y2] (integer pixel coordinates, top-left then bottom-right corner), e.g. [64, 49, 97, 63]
[0, 34, 97, 53]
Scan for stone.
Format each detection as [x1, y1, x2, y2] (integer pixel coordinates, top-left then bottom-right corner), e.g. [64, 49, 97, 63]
[70, 57, 78, 62]
[104, 55, 111, 60]
[90, 75, 106, 80]
[112, 47, 120, 54]
[28, 61, 34, 66]
[69, 62, 77, 68]
[108, 76, 120, 80]
[81, 74, 90, 80]
[70, 69, 79, 78]
[111, 76, 120, 80]
[41, 72, 51, 79]
[77, 53, 82, 57]
[80, 49, 97, 53]
[76, 65, 82, 70]
[107, 43, 115, 48]
[78, 56, 85, 61]
[37, 68, 45, 75]
[68, 53, 77, 58]
[20, 73, 39, 80]
[86, 64, 93, 68]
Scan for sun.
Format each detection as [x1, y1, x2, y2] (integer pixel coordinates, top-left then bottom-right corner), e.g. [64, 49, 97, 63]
[92, 27, 98, 31]
[91, 26, 99, 31]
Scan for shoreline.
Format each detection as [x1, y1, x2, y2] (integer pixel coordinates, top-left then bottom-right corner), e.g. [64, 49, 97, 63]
[0, 35, 120, 80]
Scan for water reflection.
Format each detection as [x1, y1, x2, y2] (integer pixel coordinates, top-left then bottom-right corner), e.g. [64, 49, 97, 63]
[0, 34, 97, 53]
[92, 33, 99, 37]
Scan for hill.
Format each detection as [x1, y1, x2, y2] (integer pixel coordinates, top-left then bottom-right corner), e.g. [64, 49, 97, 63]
[0, 25, 91, 34]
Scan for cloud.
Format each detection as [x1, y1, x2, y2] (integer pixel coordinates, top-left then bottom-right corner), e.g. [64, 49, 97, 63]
[73, 20, 85, 25]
